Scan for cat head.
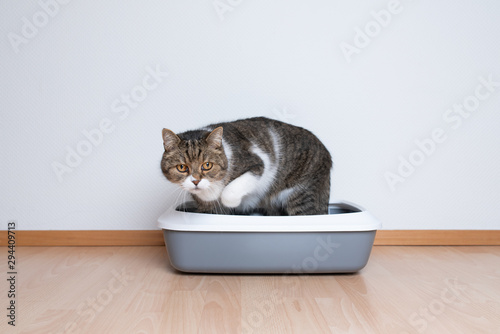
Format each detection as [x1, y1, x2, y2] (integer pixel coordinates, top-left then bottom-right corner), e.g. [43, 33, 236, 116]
[161, 127, 228, 201]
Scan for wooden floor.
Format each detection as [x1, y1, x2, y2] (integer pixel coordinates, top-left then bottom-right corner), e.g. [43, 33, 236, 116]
[2, 246, 500, 334]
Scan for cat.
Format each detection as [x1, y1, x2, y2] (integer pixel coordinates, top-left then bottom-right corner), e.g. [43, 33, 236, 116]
[161, 117, 332, 215]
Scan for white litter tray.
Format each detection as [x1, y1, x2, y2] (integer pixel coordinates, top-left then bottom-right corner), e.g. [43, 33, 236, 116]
[158, 202, 381, 274]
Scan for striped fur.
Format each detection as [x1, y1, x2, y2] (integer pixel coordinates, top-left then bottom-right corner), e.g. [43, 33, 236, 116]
[161, 117, 332, 215]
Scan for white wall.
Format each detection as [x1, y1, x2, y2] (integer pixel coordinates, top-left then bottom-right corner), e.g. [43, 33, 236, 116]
[1, 0, 500, 230]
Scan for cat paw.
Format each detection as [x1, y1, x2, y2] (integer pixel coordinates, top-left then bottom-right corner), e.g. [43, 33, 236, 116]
[220, 190, 242, 208]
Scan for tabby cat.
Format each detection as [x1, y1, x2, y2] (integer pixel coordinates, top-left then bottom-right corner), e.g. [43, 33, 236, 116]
[161, 117, 332, 215]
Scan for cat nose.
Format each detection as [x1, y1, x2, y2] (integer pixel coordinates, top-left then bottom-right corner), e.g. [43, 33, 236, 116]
[192, 179, 200, 186]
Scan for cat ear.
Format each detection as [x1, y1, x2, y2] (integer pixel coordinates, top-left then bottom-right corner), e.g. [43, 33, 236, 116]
[206, 127, 223, 149]
[162, 128, 180, 151]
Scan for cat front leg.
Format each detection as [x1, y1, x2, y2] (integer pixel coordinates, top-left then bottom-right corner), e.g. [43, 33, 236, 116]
[220, 172, 259, 208]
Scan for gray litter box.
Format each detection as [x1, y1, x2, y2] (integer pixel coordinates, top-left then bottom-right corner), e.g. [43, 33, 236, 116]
[158, 202, 381, 274]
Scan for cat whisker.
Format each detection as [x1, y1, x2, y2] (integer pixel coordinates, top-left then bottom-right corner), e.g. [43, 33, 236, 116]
[172, 186, 190, 212]
[169, 188, 183, 211]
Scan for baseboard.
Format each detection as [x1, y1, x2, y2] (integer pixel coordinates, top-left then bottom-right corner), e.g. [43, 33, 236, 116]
[0, 230, 165, 246]
[373, 230, 500, 246]
[1, 230, 499, 246]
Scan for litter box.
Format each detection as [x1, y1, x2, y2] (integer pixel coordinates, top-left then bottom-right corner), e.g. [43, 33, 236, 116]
[158, 202, 381, 274]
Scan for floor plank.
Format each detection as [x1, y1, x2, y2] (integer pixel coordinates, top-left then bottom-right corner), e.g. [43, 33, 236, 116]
[1, 246, 499, 334]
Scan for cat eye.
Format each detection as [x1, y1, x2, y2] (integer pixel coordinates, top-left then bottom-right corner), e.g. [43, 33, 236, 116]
[201, 162, 213, 171]
[176, 164, 189, 173]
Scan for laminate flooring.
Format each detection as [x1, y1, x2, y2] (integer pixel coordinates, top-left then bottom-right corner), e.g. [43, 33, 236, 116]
[2, 246, 499, 334]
